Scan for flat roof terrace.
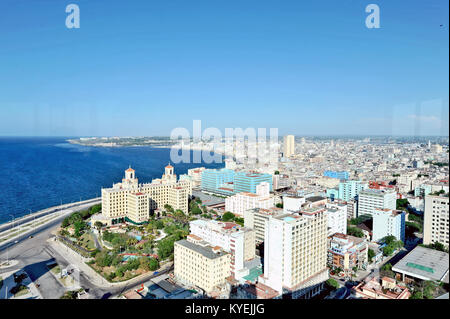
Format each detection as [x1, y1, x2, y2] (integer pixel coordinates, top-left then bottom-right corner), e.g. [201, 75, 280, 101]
[392, 246, 449, 282]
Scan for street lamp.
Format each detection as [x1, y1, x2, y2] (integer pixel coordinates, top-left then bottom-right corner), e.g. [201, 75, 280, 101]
[6, 214, 14, 264]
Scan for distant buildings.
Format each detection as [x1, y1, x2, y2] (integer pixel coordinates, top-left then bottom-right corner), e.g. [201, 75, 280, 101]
[174, 235, 231, 295]
[328, 233, 369, 275]
[358, 188, 397, 217]
[101, 165, 192, 224]
[423, 193, 449, 248]
[260, 207, 328, 298]
[323, 170, 349, 180]
[283, 135, 295, 158]
[372, 208, 406, 243]
[225, 182, 273, 216]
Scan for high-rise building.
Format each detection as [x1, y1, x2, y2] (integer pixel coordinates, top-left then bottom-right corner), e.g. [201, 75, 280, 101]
[423, 194, 449, 248]
[234, 171, 273, 194]
[338, 180, 368, 202]
[283, 135, 295, 158]
[372, 209, 405, 242]
[260, 207, 329, 298]
[101, 165, 192, 224]
[358, 189, 397, 217]
[244, 207, 284, 244]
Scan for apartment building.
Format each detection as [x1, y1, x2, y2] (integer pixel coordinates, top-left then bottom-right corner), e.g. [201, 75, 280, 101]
[101, 165, 192, 224]
[424, 194, 449, 248]
[225, 182, 274, 216]
[260, 207, 329, 298]
[283, 196, 306, 214]
[325, 202, 347, 236]
[358, 188, 396, 217]
[244, 207, 284, 244]
[189, 219, 256, 279]
[174, 235, 231, 295]
[347, 199, 358, 219]
[372, 209, 405, 243]
[328, 233, 368, 275]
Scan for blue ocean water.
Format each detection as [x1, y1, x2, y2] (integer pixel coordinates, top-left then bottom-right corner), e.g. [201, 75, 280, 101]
[0, 137, 224, 224]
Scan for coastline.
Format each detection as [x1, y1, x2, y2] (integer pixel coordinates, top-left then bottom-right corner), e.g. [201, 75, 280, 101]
[0, 197, 100, 230]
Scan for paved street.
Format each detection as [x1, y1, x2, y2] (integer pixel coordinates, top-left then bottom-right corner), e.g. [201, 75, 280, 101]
[0, 208, 173, 299]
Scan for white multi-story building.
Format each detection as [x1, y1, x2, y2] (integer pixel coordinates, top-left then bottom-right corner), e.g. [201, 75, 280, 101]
[260, 207, 329, 298]
[225, 182, 273, 216]
[326, 202, 347, 236]
[358, 189, 396, 217]
[189, 219, 256, 279]
[283, 195, 306, 214]
[187, 167, 206, 188]
[372, 209, 405, 242]
[424, 194, 449, 248]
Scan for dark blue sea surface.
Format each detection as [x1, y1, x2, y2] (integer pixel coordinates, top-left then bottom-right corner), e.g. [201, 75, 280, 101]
[0, 137, 223, 224]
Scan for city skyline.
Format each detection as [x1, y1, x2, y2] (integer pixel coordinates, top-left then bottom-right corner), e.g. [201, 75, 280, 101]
[0, 0, 448, 137]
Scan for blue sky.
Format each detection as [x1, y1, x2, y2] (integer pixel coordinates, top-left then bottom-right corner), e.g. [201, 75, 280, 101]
[0, 0, 448, 136]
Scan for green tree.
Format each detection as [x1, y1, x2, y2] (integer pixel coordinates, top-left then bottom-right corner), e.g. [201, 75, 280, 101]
[368, 248, 375, 263]
[326, 278, 339, 290]
[62, 217, 70, 228]
[382, 245, 394, 256]
[148, 257, 159, 271]
[222, 212, 235, 222]
[275, 203, 283, 208]
[94, 221, 103, 230]
[347, 226, 364, 238]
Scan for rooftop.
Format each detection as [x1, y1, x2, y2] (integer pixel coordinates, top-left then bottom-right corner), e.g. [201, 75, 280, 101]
[175, 239, 228, 260]
[392, 246, 449, 282]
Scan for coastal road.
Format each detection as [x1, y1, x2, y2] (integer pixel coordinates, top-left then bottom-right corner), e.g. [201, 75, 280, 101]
[0, 200, 101, 252]
[0, 203, 173, 299]
[0, 198, 101, 233]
